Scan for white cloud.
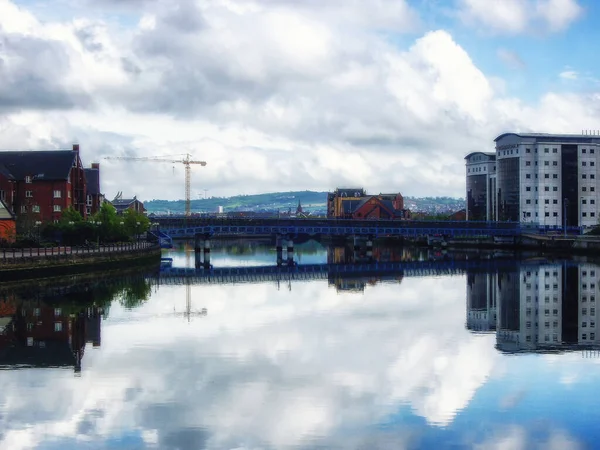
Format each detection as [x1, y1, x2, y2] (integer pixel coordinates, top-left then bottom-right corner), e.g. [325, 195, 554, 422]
[0, 275, 501, 448]
[456, 0, 583, 34]
[560, 70, 579, 80]
[0, 0, 597, 201]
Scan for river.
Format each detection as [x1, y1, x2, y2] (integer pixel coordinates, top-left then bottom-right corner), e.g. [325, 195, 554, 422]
[0, 239, 598, 449]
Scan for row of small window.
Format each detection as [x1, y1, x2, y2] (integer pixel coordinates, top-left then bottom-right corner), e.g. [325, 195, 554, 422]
[582, 270, 597, 276]
[526, 296, 559, 303]
[526, 283, 559, 289]
[526, 321, 560, 328]
[26, 322, 63, 332]
[526, 148, 561, 154]
[467, 166, 494, 173]
[525, 335, 560, 343]
[526, 271, 560, 277]
[25, 190, 66, 198]
[581, 308, 596, 315]
[581, 284, 597, 290]
[582, 322, 597, 328]
[525, 308, 559, 316]
[581, 333, 595, 340]
[526, 173, 560, 179]
[21, 205, 62, 213]
[525, 186, 597, 192]
[582, 296, 597, 302]
[525, 160, 559, 166]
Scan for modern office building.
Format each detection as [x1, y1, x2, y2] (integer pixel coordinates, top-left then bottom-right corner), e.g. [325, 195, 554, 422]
[466, 132, 600, 226]
[465, 152, 496, 221]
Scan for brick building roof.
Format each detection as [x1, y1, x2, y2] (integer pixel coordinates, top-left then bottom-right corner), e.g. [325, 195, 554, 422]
[0, 150, 77, 181]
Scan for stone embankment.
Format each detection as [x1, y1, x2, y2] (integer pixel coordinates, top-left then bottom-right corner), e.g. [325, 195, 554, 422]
[0, 242, 161, 280]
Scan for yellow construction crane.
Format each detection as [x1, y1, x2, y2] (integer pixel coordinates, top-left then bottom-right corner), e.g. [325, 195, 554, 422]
[104, 154, 207, 216]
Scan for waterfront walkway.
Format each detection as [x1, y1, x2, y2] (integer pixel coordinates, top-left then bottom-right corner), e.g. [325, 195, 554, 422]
[0, 242, 155, 261]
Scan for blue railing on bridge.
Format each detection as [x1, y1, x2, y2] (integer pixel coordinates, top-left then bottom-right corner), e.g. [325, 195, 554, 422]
[154, 217, 522, 239]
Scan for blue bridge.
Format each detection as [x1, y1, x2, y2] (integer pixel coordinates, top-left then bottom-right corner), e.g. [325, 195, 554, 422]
[155, 217, 522, 240]
[156, 257, 548, 286]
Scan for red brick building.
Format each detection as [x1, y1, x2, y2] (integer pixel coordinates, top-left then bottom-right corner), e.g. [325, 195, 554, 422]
[0, 144, 102, 224]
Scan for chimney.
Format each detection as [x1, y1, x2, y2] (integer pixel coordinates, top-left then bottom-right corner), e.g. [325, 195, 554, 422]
[73, 143, 80, 153]
[91, 163, 100, 170]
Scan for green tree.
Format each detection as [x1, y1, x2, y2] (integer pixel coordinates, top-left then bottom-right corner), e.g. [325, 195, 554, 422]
[60, 206, 84, 224]
[123, 209, 150, 236]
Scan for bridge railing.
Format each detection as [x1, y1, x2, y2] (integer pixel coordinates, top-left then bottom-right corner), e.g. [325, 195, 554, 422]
[155, 217, 522, 232]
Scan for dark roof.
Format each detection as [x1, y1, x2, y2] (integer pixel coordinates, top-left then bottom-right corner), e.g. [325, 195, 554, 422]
[84, 168, 100, 195]
[0, 164, 14, 180]
[0, 340, 77, 368]
[0, 151, 76, 181]
[464, 152, 496, 160]
[494, 132, 600, 143]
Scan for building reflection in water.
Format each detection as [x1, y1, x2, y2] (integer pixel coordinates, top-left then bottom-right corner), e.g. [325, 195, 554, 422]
[0, 297, 103, 373]
[326, 244, 426, 293]
[467, 262, 600, 353]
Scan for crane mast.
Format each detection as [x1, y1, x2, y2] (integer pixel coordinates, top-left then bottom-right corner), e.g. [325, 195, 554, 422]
[104, 153, 207, 216]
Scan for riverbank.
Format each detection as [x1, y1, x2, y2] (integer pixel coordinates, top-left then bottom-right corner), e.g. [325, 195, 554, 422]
[0, 242, 161, 281]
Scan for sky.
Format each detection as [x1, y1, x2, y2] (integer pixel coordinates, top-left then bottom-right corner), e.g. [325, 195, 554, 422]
[1, 0, 599, 201]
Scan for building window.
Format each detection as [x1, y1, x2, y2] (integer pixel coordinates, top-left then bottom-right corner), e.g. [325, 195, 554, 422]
[545, 199, 550, 204]
[583, 187, 587, 192]
[592, 162, 596, 166]
[526, 161, 531, 166]
[54, 322, 62, 332]
[591, 149, 595, 154]
[25, 176, 32, 183]
[0, 190, 4, 200]
[20, 205, 27, 213]
[544, 161, 550, 166]
[553, 161, 558, 166]
[553, 212, 558, 217]
[545, 212, 550, 217]
[25, 190, 33, 198]
[526, 186, 531, 191]
[553, 199, 558, 204]
[526, 148, 531, 153]
[583, 161, 587, 166]
[553, 187, 558, 191]
[545, 187, 550, 191]
[54, 308, 61, 317]
[553, 174, 558, 178]
[68, 190, 71, 198]
[53, 190, 61, 198]
[53, 205, 62, 212]
[583, 174, 587, 179]
[32, 205, 40, 213]
[526, 199, 531, 204]
[545, 148, 549, 153]
[526, 174, 531, 179]
[553, 148, 558, 153]
[545, 174, 550, 179]
[583, 149, 587, 153]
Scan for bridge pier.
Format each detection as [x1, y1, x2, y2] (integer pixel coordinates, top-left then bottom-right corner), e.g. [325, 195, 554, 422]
[287, 239, 294, 265]
[276, 235, 283, 266]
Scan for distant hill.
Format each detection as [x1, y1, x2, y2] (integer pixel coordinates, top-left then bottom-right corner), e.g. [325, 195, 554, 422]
[144, 191, 465, 215]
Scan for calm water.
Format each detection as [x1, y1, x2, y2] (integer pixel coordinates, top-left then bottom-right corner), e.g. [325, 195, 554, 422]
[1, 240, 600, 449]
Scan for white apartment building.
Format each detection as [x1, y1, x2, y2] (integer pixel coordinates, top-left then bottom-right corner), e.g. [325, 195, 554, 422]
[466, 133, 600, 226]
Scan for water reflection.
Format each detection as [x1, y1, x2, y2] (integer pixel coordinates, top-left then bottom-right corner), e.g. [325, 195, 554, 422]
[467, 262, 600, 354]
[1, 243, 600, 449]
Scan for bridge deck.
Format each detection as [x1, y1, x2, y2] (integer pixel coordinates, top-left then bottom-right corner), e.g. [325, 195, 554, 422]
[155, 218, 522, 239]
[157, 258, 568, 285]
